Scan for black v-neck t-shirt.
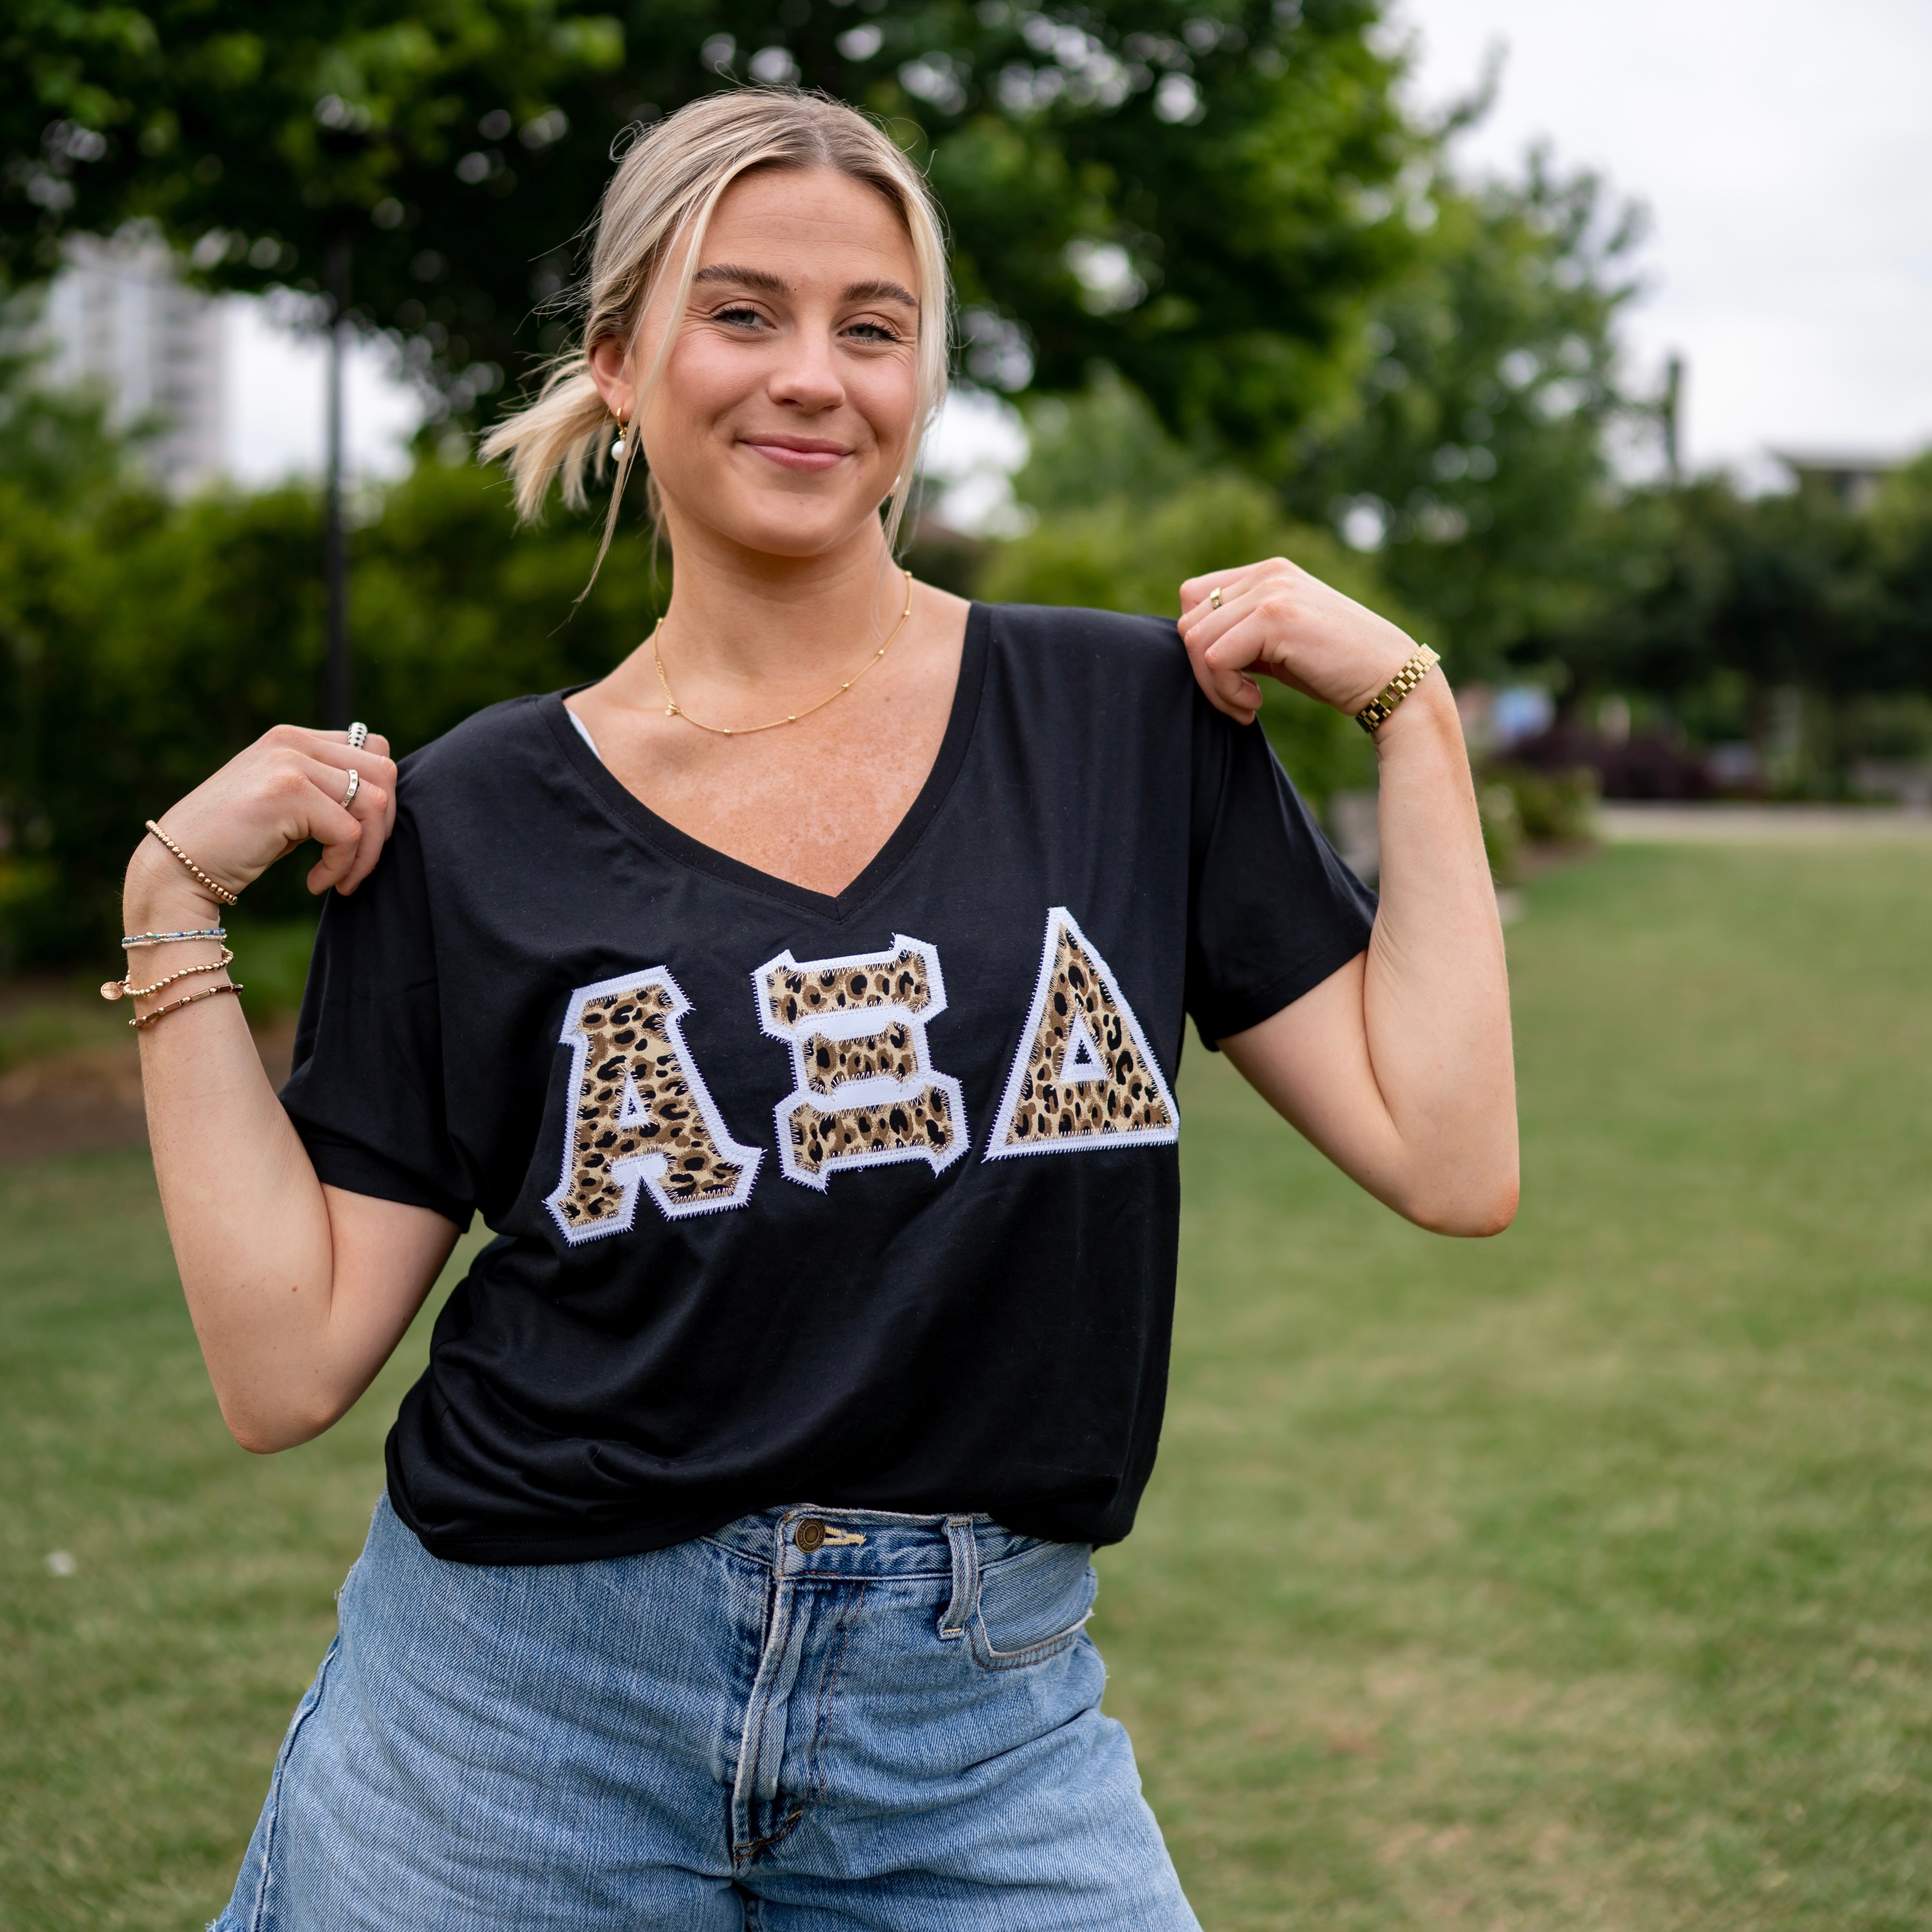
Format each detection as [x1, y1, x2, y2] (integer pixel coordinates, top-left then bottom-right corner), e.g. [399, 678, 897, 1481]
[282, 602, 1376, 1563]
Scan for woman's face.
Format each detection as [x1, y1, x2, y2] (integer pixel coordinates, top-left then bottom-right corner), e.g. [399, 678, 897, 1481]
[596, 165, 922, 563]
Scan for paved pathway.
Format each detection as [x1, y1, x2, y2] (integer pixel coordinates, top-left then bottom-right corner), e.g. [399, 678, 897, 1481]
[1600, 803, 1932, 844]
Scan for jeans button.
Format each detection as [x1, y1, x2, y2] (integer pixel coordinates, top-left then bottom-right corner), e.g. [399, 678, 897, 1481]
[795, 1518, 826, 1553]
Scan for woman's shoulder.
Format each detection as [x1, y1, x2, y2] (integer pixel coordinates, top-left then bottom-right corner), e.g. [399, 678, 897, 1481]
[979, 600, 1193, 698]
[981, 599, 1180, 654]
[394, 692, 563, 803]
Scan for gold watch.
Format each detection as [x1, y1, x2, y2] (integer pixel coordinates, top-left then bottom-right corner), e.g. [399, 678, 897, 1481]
[1354, 645, 1442, 736]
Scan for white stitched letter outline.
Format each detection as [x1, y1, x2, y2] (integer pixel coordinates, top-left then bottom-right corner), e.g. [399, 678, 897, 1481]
[546, 967, 763, 1242]
[985, 907, 1179, 1158]
[754, 935, 969, 1190]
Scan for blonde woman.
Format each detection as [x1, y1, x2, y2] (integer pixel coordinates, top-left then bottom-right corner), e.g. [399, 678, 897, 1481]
[123, 90, 1515, 1932]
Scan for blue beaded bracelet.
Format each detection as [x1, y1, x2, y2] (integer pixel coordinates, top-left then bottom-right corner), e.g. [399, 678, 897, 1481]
[121, 926, 228, 948]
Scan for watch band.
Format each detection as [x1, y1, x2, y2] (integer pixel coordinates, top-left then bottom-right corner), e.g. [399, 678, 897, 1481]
[1354, 644, 1442, 736]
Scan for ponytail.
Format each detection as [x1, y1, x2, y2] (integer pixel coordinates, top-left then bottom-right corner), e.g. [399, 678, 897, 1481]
[480, 362, 616, 524]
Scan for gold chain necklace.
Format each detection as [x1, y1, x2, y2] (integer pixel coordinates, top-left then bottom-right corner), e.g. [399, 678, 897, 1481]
[651, 568, 916, 738]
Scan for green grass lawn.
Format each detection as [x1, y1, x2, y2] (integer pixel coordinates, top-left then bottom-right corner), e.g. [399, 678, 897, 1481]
[3, 845, 1929, 1929]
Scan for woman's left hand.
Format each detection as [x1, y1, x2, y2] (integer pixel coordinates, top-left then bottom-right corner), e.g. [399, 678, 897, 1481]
[1175, 556, 1416, 725]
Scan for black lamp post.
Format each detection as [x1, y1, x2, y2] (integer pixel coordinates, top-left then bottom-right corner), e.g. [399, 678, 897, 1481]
[1662, 353, 1684, 489]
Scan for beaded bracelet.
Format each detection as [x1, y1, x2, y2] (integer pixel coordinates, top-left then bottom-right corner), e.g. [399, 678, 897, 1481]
[102, 947, 235, 1004]
[143, 820, 239, 906]
[130, 981, 244, 1032]
[122, 926, 227, 949]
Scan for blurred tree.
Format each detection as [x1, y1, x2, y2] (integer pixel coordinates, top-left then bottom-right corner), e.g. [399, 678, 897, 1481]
[0, 373, 664, 965]
[0, 357, 153, 963]
[1548, 480, 1865, 707]
[1501, 462, 1932, 795]
[1859, 453, 1932, 694]
[2, 0, 1418, 439]
[2, 0, 626, 419]
[1279, 146, 1649, 677]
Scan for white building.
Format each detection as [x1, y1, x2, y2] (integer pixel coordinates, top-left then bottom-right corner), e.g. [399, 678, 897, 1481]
[39, 231, 226, 494]
[1770, 449, 1907, 514]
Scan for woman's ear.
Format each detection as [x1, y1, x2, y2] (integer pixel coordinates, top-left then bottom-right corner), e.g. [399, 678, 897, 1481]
[587, 337, 635, 422]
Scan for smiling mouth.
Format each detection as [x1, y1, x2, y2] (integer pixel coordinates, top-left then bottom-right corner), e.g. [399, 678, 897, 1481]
[740, 435, 851, 474]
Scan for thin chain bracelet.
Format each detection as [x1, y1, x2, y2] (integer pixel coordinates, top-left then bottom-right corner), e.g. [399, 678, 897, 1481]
[143, 820, 240, 906]
[122, 926, 227, 949]
[130, 981, 244, 1031]
[102, 947, 235, 1004]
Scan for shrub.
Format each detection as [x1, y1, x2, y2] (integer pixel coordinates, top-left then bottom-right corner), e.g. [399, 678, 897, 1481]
[1, 450, 663, 968]
[1487, 763, 1602, 844]
[1477, 783, 1524, 885]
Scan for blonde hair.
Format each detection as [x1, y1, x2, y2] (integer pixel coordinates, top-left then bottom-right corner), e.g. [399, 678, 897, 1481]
[481, 88, 950, 582]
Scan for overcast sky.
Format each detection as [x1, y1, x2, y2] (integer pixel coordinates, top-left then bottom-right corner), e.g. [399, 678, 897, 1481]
[231, 0, 1932, 489]
[1399, 0, 1932, 477]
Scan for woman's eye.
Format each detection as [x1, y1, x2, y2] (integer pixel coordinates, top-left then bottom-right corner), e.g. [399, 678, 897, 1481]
[714, 305, 767, 329]
[846, 320, 904, 344]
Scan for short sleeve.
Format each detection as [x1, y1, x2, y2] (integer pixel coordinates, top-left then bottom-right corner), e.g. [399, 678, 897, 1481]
[279, 803, 476, 1229]
[1184, 696, 1378, 1049]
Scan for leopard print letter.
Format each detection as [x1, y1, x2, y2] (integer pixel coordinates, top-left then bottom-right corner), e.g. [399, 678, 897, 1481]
[545, 968, 762, 1242]
[984, 908, 1179, 1158]
[754, 936, 968, 1190]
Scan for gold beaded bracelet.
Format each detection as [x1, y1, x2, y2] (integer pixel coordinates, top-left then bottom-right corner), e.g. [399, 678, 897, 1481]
[143, 820, 240, 906]
[130, 980, 244, 1032]
[101, 947, 235, 1005]
[1354, 644, 1443, 736]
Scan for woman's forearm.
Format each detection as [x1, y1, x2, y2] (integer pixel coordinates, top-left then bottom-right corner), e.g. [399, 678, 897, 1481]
[116, 727, 454, 1447]
[1362, 674, 1518, 1230]
[125, 824, 456, 1449]
[123, 848, 347, 1448]
[1221, 678, 1517, 1236]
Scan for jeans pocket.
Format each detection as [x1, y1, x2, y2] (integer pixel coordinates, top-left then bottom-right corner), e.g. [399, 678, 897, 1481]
[969, 1542, 1098, 1671]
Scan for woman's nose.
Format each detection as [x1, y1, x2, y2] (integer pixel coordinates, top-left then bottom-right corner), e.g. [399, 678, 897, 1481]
[767, 330, 846, 412]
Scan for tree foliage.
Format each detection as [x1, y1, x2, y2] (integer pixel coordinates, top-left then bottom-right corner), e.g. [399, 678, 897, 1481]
[1544, 467, 1932, 717]
[1279, 148, 1649, 676]
[3, 0, 1419, 441]
[0, 384, 661, 965]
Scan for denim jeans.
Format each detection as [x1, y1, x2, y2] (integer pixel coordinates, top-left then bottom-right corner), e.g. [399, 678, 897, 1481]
[213, 1493, 1199, 1931]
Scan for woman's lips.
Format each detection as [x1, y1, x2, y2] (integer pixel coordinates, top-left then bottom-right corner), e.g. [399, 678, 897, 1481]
[740, 436, 850, 473]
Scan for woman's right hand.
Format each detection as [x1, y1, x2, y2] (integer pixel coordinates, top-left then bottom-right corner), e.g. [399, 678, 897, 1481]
[124, 724, 398, 917]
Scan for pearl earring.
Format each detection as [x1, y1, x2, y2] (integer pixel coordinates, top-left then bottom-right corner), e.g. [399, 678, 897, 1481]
[610, 412, 628, 462]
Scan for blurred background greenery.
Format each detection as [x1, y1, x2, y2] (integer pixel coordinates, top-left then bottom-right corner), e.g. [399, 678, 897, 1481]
[3, 0, 1929, 967]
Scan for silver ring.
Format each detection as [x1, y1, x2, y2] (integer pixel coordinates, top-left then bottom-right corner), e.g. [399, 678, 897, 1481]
[341, 767, 360, 809]
[1209, 586, 1223, 611]
[347, 721, 369, 751]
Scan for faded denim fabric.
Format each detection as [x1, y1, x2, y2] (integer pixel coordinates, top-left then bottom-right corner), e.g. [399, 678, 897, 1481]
[212, 1495, 1199, 1931]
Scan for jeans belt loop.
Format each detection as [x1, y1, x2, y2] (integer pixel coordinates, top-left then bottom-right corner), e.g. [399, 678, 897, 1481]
[938, 1515, 979, 1639]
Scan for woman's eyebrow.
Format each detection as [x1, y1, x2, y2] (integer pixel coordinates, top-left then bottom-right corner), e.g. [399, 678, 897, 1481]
[693, 263, 788, 294]
[691, 264, 918, 309]
[842, 278, 919, 309]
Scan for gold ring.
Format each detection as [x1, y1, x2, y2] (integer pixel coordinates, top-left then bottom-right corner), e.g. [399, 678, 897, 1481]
[1209, 586, 1223, 611]
[341, 767, 360, 809]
